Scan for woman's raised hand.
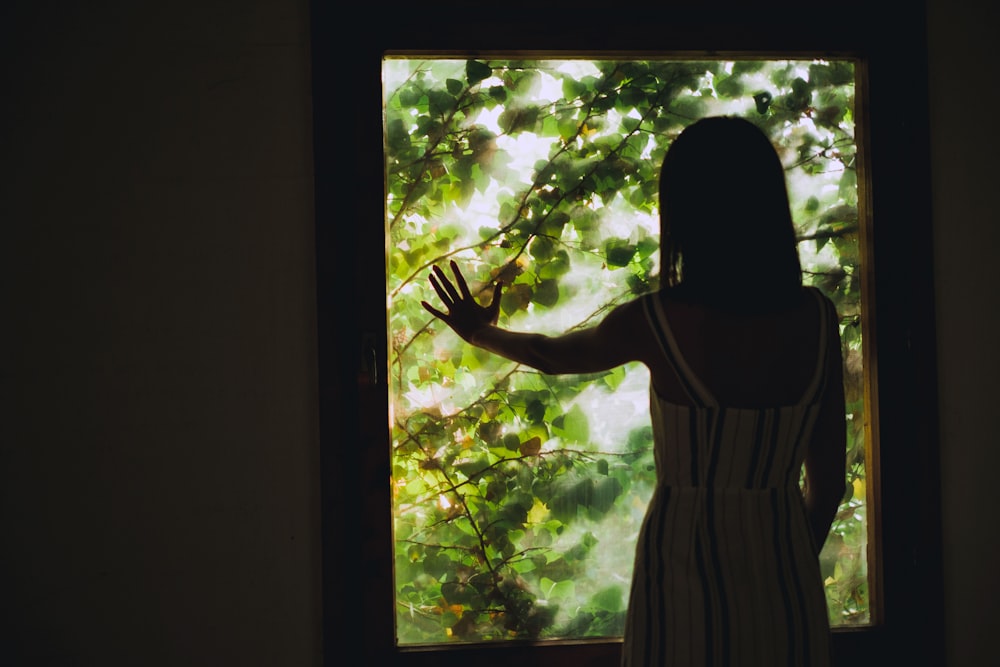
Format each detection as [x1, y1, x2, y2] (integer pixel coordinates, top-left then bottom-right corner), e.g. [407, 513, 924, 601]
[421, 260, 503, 344]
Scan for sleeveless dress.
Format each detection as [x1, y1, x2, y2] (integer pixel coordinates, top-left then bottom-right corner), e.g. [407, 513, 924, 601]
[621, 287, 834, 667]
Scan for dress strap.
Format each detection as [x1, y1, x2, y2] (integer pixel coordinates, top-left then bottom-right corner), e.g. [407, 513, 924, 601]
[641, 293, 718, 408]
[797, 287, 834, 406]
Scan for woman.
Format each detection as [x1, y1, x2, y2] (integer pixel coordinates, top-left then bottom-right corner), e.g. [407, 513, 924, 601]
[422, 116, 846, 666]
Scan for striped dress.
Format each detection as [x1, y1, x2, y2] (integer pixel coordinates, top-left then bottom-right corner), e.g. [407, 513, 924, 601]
[621, 288, 833, 667]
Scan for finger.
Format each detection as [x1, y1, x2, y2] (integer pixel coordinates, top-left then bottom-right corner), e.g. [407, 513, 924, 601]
[488, 282, 503, 321]
[490, 281, 503, 307]
[432, 265, 461, 303]
[429, 273, 454, 308]
[450, 260, 473, 299]
[421, 301, 449, 321]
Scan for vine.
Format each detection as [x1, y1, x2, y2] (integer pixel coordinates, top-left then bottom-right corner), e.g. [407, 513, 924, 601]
[385, 57, 868, 644]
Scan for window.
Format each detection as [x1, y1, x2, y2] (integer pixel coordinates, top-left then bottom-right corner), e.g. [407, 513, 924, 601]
[383, 56, 871, 646]
[315, 7, 944, 666]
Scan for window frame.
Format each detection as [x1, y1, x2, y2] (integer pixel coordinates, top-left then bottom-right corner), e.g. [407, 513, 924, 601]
[314, 6, 942, 666]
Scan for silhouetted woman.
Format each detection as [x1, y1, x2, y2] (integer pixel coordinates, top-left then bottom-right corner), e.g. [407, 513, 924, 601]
[423, 116, 845, 666]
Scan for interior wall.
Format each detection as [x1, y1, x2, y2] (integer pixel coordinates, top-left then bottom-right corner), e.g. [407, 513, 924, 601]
[3, 1, 322, 665]
[925, 1, 1000, 664]
[3, 0, 997, 665]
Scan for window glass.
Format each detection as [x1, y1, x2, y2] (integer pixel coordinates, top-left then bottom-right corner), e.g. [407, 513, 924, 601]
[383, 57, 869, 646]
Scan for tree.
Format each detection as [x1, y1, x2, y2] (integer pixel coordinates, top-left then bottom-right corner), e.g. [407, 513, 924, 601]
[383, 57, 868, 644]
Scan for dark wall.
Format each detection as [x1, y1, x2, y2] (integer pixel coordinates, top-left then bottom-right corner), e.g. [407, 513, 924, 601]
[3, 0, 997, 665]
[3, 1, 322, 665]
[926, 1, 1000, 664]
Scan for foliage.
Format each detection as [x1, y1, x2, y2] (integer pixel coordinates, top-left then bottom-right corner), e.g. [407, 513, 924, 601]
[383, 57, 868, 645]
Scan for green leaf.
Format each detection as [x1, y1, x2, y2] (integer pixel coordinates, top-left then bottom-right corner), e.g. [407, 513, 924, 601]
[839, 168, 858, 201]
[602, 365, 626, 391]
[385, 118, 411, 152]
[669, 95, 706, 119]
[423, 552, 451, 579]
[784, 77, 813, 112]
[809, 61, 854, 87]
[636, 236, 658, 260]
[553, 403, 590, 444]
[539, 250, 571, 280]
[488, 85, 507, 102]
[540, 115, 559, 137]
[621, 116, 641, 133]
[714, 74, 744, 98]
[562, 77, 587, 100]
[541, 577, 575, 601]
[526, 399, 547, 424]
[428, 90, 456, 116]
[591, 586, 624, 612]
[604, 239, 636, 268]
[618, 86, 645, 107]
[593, 91, 617, 111]
[466, 59, 493, 85]
[591, 476, 623, 513]
[753, 91, 773, 115]
[532, 279, 560, 308]
[529, 235, 556, 261]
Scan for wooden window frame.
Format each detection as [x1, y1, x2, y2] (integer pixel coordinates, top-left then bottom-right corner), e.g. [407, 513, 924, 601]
[313, 5, 943, 666]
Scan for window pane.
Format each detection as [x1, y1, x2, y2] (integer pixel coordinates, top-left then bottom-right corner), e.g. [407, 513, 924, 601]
[383, 57, 869, 646]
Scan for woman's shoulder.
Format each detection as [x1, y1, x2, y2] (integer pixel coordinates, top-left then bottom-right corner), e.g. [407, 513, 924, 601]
[643, 284, 834, 323]
[602, 293, 656, 325]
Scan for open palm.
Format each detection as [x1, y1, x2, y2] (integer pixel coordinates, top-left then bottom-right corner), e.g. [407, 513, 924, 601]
[421, 260, 503, 343]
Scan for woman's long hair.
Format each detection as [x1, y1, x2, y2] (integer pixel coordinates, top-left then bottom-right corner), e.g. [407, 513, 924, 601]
[659, 116, 802, 311]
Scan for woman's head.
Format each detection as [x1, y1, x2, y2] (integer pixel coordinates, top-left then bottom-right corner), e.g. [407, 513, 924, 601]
[659, 116, 802, 309]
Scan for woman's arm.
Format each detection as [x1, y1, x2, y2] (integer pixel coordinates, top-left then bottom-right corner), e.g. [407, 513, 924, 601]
[802, 295, 848, 552]
[421, 260, 641, 375]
